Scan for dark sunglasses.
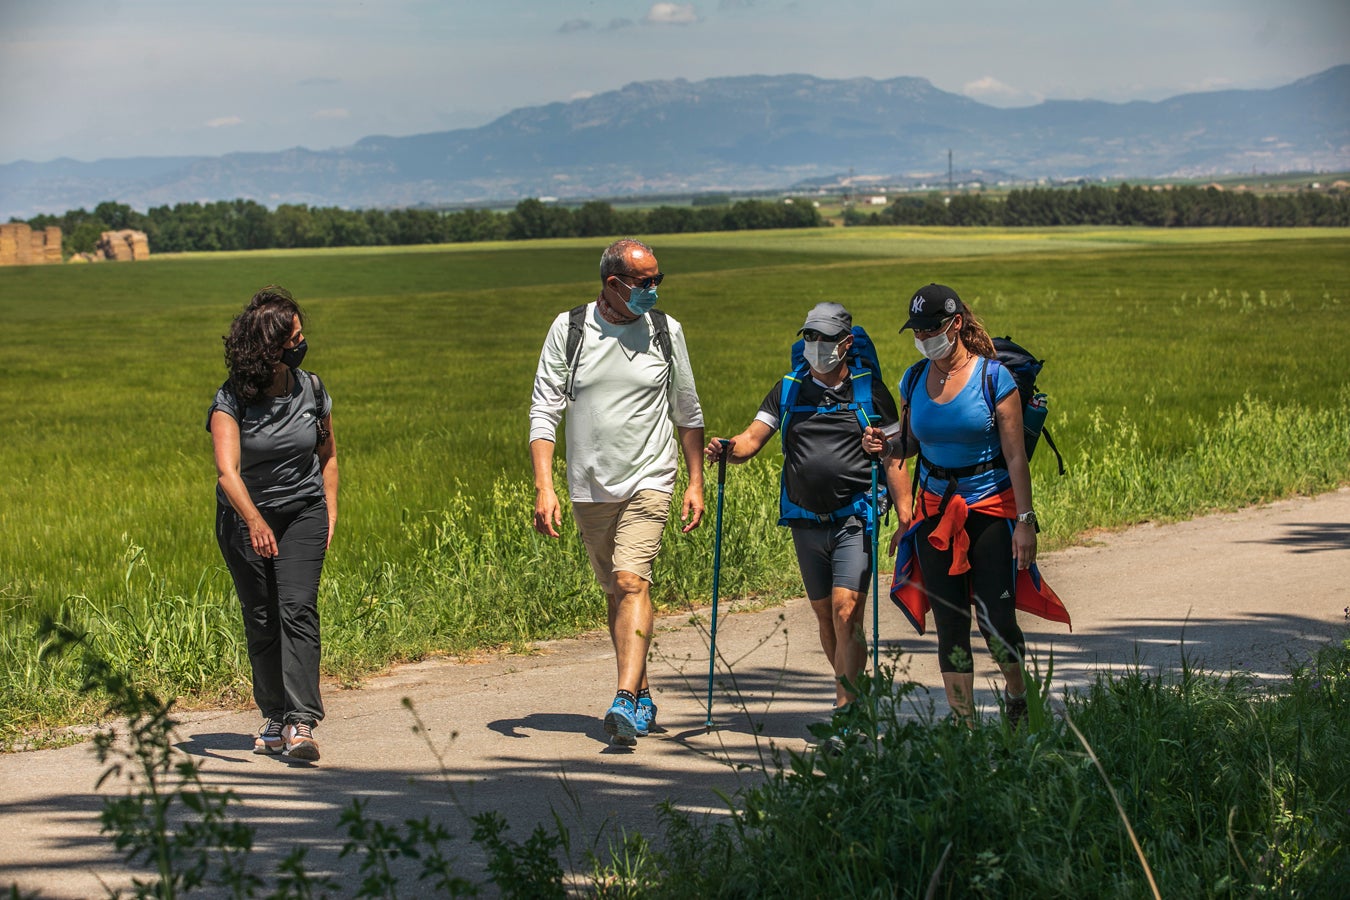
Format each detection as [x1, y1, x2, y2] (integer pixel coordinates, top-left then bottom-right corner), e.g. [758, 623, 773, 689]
[616, 272, 665, 289]
[910, 317, 955, 338]
[801, 330, 848, 342]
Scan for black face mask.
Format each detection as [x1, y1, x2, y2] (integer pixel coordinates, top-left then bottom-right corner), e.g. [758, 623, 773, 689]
[280, 337, 308, 368]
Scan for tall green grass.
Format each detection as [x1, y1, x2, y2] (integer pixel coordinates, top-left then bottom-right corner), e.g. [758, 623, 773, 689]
[637, 636, 1350, 897]
[36, 614, 1350, 896]
[1, 228, 1348, 742]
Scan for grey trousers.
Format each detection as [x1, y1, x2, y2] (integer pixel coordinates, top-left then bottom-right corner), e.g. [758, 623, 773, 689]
[216, 497, 327, 725]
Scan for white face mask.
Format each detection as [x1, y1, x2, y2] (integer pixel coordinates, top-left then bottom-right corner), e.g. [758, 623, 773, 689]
[915, 331, 956, 360]
[803, 338, 846, 374]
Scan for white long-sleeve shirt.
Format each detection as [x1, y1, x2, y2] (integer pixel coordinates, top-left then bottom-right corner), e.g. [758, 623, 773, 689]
[529, 302, 704, 503]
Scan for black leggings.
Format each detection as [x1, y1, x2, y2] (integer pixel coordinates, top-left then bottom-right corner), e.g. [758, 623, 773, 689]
[915, 511, 1025, 674]
[216, 497, 327, 724]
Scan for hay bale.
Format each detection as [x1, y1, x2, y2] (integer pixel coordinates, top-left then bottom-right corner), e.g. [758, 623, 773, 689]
[0, 223, 34, 266]
[97, 228, 149, 262]
[43, 227, 62, 263]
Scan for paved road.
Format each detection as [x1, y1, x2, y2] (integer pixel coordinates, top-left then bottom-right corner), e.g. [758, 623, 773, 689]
[4, 488, 1348, 897]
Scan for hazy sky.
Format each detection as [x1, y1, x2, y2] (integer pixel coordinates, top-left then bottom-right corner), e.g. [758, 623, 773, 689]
[1, 0, 1347, 165]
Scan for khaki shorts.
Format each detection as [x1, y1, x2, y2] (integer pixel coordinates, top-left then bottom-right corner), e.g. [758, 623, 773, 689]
[572, 489, 672, 596]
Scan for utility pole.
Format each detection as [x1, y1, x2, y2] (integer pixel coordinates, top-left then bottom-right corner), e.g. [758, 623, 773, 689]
[948, 149, 954, 194]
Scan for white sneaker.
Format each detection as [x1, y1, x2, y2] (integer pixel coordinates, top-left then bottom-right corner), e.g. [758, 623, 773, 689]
[253, 718, 284, 754]
[283, 722, 320, 761]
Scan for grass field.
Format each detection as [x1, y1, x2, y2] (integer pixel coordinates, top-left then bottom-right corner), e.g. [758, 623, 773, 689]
[1, 226, 1347, 743]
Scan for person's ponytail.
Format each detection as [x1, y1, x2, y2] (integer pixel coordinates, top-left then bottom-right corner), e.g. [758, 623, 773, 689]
[958, 302, 996, 359]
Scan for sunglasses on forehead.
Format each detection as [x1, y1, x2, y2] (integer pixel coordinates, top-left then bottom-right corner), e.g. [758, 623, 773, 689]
[615, 272, 665, 290]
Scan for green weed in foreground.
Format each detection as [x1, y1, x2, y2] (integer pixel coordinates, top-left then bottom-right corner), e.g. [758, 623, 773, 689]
[1, 229, 1348, 741]
[637, 638, 1350, 899]
[23, 614, 1350, 897]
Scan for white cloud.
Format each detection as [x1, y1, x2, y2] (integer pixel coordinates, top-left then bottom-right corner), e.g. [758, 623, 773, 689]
[205, 116, 244, 128]
[646, 3, 699, 26]
[570, 91, 595, 101]
[558, 18, 592, 34]
[962, 76, 1041, 107]
[312, 108, 350, 120]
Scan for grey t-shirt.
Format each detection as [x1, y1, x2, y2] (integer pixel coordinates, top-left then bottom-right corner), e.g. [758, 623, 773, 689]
[207, 369, 332, 509]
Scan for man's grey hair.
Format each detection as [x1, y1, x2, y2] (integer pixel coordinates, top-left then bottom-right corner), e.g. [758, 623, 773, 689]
[599, 239, 654, 282]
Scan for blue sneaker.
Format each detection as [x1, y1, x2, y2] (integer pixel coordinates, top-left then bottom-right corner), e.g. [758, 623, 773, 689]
[635, 700, 657, 737]
[604, 698, 638, 746]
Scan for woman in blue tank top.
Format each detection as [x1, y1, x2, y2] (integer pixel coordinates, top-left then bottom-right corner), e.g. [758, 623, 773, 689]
[864, 283, 1040, 728]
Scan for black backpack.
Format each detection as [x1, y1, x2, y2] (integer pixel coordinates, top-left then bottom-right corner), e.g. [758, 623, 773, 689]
[562, 304, 672, 401]
[990, 336, 1065, 474]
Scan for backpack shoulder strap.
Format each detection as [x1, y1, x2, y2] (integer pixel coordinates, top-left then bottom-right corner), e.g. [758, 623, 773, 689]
[299, 369, 325, 414]
[848, 359, 875, 431]
[562, 304, 588, 401]
[647, 308, 673, 363]
[778, 366, 807, 433]
[899, 359, 926, 404]
[982, 357, 1001, 415]
[299, 370, 330, 447]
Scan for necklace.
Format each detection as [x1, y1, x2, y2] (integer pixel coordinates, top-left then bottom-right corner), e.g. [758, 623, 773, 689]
[935, 353, 972, 385]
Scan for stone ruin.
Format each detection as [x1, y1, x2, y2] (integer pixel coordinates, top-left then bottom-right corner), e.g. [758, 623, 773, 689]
[0, 223, 62, 266]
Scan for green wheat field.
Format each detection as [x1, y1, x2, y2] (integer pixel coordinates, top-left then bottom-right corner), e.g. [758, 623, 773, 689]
[2, 225, 1347, 743]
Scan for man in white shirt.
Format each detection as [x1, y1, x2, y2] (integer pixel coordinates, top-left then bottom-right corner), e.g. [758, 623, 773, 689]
[529, 239, 705, 746]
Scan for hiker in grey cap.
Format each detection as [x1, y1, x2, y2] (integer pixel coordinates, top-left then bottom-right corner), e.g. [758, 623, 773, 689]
[706, 302, 907, 719]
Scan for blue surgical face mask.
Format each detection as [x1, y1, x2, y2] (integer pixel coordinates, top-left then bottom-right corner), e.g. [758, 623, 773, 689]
[623, 282, 658, 317]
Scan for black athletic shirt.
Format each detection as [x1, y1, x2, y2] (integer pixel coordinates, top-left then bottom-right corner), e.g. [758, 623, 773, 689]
[757, 372, 899, 521]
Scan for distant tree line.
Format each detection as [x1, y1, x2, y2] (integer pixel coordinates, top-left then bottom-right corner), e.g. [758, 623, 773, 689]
[21, 197, 823, 256]
[846, 183, 1350, 227]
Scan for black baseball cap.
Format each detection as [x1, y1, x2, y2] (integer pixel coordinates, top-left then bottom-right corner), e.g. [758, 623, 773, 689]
[901, 283, 963, 331]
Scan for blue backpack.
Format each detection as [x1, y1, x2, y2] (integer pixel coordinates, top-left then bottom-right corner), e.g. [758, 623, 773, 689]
[777, 326, 888, 532]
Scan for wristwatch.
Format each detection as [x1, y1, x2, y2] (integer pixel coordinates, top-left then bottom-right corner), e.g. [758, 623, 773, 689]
[1015, 510, 1038, 528]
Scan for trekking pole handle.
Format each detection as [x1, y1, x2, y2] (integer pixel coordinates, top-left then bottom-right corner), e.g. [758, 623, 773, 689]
[716, 439, 730, 483]
[865, 414, 882, 460]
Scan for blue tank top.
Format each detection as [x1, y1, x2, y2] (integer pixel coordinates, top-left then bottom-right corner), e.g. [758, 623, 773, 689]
[908, 357, 1016, 502]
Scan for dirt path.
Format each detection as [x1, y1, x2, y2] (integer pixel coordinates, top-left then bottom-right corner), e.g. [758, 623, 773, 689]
[3, 488, 1347, 897]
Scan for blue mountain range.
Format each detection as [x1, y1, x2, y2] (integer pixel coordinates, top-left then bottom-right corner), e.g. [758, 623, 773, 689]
[2, 66, 1346, 218]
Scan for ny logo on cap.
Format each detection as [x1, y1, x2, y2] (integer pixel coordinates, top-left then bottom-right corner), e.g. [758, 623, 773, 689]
[910, 294, 924, 314]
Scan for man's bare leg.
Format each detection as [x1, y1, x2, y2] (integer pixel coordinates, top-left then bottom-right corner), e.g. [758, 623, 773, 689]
[608, 570, 654, 694]
[810, 586, 868, 707]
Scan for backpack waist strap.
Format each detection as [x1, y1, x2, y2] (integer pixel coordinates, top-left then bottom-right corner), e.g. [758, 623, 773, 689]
[920, 452, 1007, 481]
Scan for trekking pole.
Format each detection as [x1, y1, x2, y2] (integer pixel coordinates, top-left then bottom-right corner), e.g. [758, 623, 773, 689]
[705, 439, 731, 729]
[867, 414, 882, 673]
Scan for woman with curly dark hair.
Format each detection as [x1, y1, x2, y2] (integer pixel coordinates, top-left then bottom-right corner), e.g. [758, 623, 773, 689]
[208, 285, 337, 762]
